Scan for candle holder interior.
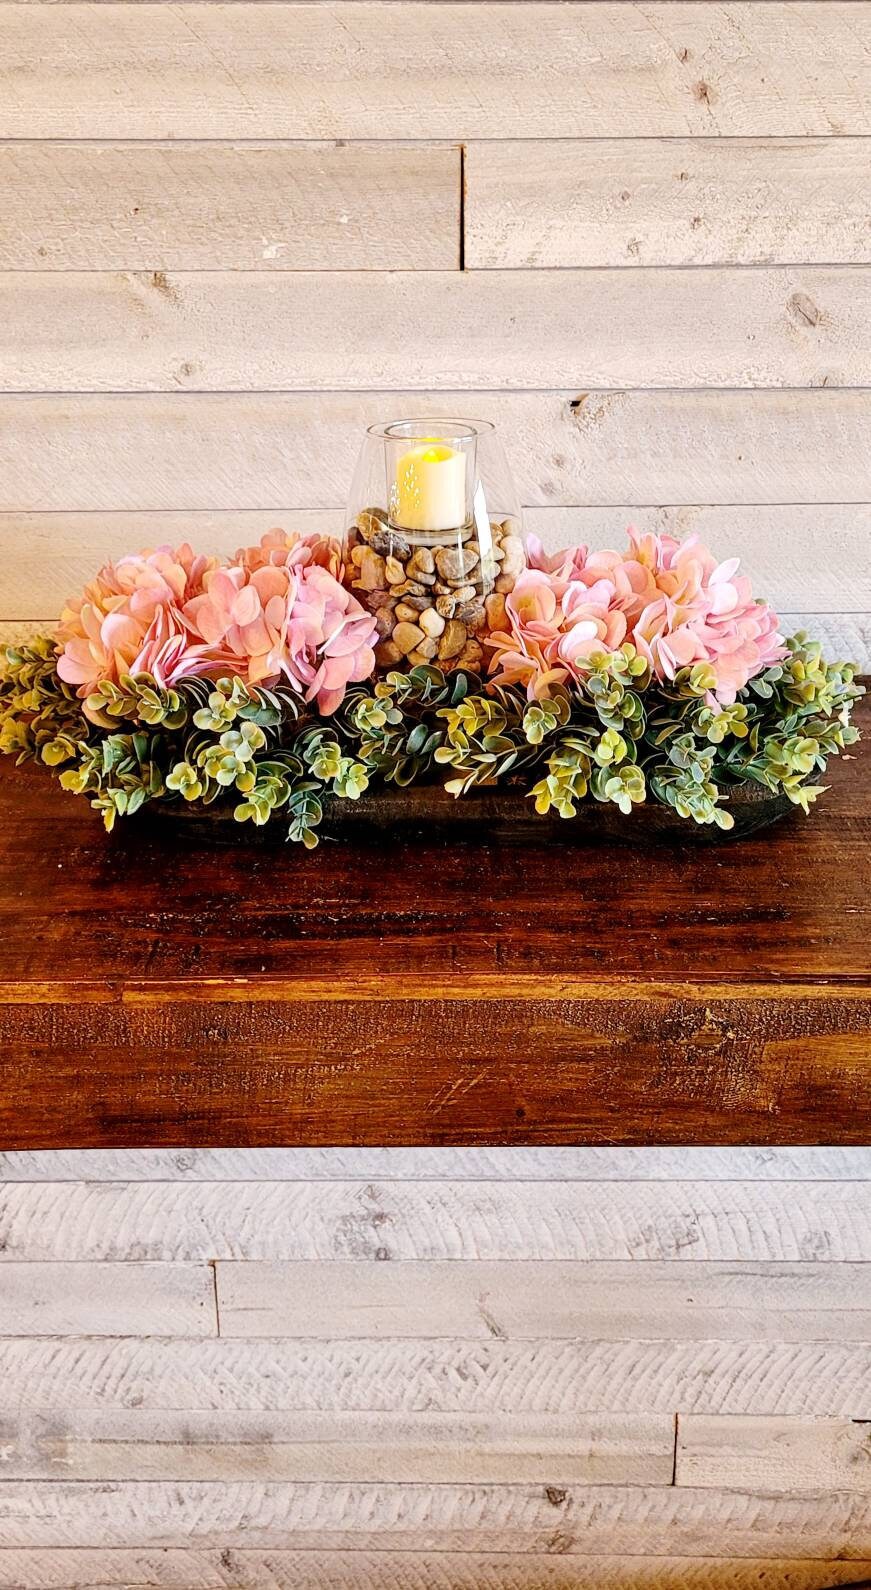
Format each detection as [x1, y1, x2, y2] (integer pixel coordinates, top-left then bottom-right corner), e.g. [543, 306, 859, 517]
[345, 417, 524, 673]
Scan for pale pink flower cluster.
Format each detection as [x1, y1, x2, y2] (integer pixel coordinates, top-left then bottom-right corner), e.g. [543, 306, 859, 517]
[488, 528, 787, 704]
[56, 531, 375, 718]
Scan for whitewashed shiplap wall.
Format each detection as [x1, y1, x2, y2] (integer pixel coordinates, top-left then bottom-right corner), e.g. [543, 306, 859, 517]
[0, 1, 869, 664]
[1, 1148, 871, 1587]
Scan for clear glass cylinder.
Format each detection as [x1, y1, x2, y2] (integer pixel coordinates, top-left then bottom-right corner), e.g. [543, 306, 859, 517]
[345, 417, 524, 675]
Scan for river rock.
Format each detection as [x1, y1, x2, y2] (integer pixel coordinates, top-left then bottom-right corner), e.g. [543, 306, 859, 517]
[393, 621, 426, 656]
[499, 535, 525, 579]
[356, 509, 388, 543]
[357, 549, 387, 591]
[370, 528, 410, 559]
[407, 548, 435, 582]
[374, 639, 403, 667]
[394, 600, 421, 623]
[485, 592, 510, 632]
[456, 601, 486, 633]
[457, 638, 484, 671]
[437, 619, 466, 660]
[435, 545, 479, 583]
[407, 638, 439, 665]
[419, 607, 445, 639]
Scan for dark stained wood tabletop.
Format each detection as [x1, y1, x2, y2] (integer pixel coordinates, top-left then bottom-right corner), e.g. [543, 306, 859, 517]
[1, 694, 869, 1147]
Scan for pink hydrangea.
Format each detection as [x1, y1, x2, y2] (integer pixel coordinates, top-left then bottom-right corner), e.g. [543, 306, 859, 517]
[525, 534, 590, 590]
[56, 530, 376, 718]
[183, 560, 377, 715]
[526, 532, 659, 624]
[630, 530, 787, 703]
[235, 528, 343, 582]
[56, 543, 219, 707]
[486, 568, 628, 700]
[488, 527, 786, 704]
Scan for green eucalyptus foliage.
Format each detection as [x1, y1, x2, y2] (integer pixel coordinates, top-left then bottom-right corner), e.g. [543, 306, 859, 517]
[1, 632, 863, 845]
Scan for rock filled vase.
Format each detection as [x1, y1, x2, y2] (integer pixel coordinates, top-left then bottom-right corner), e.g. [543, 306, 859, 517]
[344, 418, 524, 673]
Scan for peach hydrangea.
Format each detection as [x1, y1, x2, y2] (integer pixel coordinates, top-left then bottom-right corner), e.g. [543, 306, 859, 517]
[235, 527, 344, 582]
[56, 543, 219, 707]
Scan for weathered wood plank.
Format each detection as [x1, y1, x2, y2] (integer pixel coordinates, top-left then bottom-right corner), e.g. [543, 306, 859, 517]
[3, 505, 870, 621]
[2, 392, 867, 511]
[2, 1181, 870, 1263]
[2, 1479, 871, 1554]
[465, 139, 871, 268]
[3, 1337, 870, 1418]
[0, 1410, 673, 1485]
[0, 143, 459, 272]
[0, 1554, 868, 1590]
[6, 989, 869, 1148]
[677, 1415, 871, 1494]
[527, 507, 871, 614]
[0, 1262, 215, 1337]
[776, 615, 870, 666]
[0, 622, 48, 645]
[2, 1147, 871, 1182]
[12, 1558, 871, 1590]
[2, 5, 869, 139]
[215, 1260, 871, 1342]
[2, 269, 865, 391]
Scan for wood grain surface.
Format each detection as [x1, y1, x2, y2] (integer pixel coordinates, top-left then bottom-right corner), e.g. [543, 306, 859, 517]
[4, 1335, 871, 1418]
[3, 5, 868, 139]
[2, 1147, 870, 1180]
[0, 1408, 674, 1486]
[0, 143, 460, 272]
[2, 1478, 871, 1553]
[464, 139, 871, 269]
[213, 1259, 871, 1342]
[677, 1415, 871, 1494]
[0, 1555, 868, 1590]
[4, 392, 868, 513]
[0, 1557, 869, 1590]
[1, 268, 865, 391]
[4, 1181, 871, 1263]
[0, 690, 868, 1147]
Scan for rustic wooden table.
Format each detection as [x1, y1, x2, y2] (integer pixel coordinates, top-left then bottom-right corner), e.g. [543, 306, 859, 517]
[1, 695, 868, 1147]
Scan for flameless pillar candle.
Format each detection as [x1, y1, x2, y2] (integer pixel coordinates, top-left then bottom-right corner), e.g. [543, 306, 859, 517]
[391, 441, 467, 532]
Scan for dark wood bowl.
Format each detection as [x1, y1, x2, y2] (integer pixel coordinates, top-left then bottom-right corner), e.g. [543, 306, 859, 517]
[146, 779, 793, 846]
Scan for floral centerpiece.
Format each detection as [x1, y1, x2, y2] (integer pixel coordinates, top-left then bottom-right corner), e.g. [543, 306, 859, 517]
[0, 524, 862, 846]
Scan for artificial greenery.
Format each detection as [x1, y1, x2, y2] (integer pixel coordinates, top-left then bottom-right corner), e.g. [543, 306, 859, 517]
[0, 633, 862, 845]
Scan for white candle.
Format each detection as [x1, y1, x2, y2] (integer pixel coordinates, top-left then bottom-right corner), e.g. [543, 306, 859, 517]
[391, 441, 467, 532]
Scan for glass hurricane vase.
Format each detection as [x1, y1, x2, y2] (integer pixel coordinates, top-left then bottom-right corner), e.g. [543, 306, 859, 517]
[344, 418, 524, 674]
